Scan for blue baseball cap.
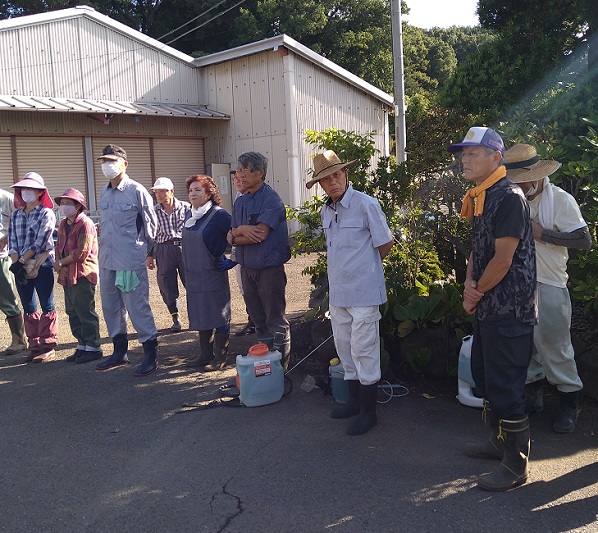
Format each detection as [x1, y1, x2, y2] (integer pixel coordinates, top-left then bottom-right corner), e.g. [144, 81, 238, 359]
[447, 127, 505, 155]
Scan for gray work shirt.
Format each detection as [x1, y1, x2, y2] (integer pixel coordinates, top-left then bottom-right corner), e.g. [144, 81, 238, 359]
[322, 185, 392, 307]
[98, 174, 157, 270]
[232, 182, 290, 270]
[0, 189, 15, 258]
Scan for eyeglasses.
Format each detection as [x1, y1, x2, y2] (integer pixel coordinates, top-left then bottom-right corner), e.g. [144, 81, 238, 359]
[235, 168, 252, 174]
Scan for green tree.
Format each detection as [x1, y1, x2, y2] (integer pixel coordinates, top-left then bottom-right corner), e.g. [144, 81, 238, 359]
[442, 0, 597, 116]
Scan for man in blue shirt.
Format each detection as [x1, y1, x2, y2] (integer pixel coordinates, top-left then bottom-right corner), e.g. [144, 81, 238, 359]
[307, 150, 393, 436]
[228, 152, 291, 369]
[95, 144, 159, 377]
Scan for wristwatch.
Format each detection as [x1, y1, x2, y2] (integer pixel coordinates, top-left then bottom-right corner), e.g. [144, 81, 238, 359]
[58, 260, 63, 268]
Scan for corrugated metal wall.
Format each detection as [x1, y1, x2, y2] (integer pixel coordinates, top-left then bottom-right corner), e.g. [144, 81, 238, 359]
[0, 17, 202, 104]
[293, 54, 389, 205]
[200, 52, 289, 204]
[200, 49, 389, 208]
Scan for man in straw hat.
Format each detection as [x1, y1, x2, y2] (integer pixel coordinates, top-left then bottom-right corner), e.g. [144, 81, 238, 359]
[448, 127, 537, 491]
[147, 177, 189, 334]
[505, 143, 591, 433]
[307, 150, 393, 436]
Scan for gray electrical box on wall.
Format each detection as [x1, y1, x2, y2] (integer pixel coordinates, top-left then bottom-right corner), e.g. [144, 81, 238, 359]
[207, 163, 233, 214]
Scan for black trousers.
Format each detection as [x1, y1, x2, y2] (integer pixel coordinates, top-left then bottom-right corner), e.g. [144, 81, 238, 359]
[471, 315, 534, 420]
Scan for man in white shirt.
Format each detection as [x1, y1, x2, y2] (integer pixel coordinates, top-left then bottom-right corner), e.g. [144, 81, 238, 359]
[307, 150, 393, 436]
[505, 143, 592, 433]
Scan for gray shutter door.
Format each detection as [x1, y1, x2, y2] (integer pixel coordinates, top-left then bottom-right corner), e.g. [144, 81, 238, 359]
[0, 137, 13, 192]
[15, 137, 87, 206]
[152, 137, 205, 200]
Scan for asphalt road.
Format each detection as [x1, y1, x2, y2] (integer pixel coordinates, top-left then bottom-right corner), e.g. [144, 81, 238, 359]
[0, 255, 597, 532]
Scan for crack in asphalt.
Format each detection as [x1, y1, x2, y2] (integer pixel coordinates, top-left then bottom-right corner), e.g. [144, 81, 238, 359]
[210, 478, 243, 532]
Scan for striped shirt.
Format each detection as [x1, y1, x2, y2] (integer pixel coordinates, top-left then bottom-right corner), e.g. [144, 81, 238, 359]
[8, 204, 55, 267]
[153, 197, 190, 245]
[55, 212, 99, 287]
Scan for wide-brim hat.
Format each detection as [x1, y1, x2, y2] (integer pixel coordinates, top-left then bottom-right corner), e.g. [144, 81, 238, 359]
[54, 188, 88, 211]
[11, 172, 54, 209]
[504, 143, 561, 183]
[306, 150, 357, 189]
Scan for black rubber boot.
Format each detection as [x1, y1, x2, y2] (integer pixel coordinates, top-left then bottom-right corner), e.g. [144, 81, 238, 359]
[331, 379, 360, 419]
[525, 380, 544, 414]
[273, 337, 291, 372]
[134, 337, 159, 377]
[96, 334, 129, 370]
[553, 391, 580, 433]
[346, 383, 378, 436]
[187, 330, 214, 367]
[204, 333, 230, 371]
[5, 314, 27, 355]
[464, 404, 503, 460]
[170, 312, 182, 333]
[477, 416, 530, 491]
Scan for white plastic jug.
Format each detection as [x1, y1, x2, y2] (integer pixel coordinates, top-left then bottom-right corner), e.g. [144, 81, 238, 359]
[236, 343, 284, 407]
[456, 335, 483, 408]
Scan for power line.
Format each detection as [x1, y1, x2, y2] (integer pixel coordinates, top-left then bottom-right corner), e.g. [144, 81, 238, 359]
[165, 0, 247, 46]
[156, 0, 230, 41]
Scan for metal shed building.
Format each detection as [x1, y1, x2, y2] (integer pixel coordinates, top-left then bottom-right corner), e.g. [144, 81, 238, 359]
[0, 5, 393, 214]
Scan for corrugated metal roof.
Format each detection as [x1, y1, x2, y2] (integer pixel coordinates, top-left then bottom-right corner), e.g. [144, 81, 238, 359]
[193, 35, 394, 106]
[0, 5, 195, 65]
[0, 94, 229, 119]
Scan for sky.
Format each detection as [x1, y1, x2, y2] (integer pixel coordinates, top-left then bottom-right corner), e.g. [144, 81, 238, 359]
[404, 0, 479, 29]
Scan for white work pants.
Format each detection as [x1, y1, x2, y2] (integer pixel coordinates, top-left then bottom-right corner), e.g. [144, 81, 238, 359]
[526, 282, 583, 393]
[329, 304, 381, 386]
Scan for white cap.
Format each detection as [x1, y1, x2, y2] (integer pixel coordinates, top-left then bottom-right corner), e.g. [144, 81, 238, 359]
[151, 177, 174, 191]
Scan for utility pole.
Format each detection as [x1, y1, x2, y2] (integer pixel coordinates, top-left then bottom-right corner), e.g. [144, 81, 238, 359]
[391, 0, 407, 163]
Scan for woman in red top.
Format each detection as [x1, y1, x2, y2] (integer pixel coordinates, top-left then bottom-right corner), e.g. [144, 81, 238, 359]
[53, 188, 101, 364]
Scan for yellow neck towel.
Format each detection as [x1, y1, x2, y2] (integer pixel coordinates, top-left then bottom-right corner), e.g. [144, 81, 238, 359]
[460, 166, 506, 222]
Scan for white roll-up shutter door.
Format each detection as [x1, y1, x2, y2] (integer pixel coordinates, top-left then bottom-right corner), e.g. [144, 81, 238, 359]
[93, 138, 152, 201]
[153, 138, 205, 199]
[15, 137, 87, 205]
[0, 137, 13, 192]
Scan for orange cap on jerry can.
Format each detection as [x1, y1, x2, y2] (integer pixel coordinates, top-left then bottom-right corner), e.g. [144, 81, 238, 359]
[248, 343, 269, 356]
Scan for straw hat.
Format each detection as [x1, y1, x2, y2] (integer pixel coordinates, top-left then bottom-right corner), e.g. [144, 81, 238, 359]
[306, 150, 357, 189]
[504, 144, 561, 183]
[11, 172, 54, 209]
[54, 188, 88, 211]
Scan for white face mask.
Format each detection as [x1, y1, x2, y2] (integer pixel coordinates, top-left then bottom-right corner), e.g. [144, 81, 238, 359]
[60, 204, 78, 218]
[101, 161, 124, 180]
[21, 190, 38, 203]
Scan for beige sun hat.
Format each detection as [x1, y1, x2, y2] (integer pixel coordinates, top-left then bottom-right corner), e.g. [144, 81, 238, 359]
[306, 150, 357, 189]
[504, 144, 561, 183]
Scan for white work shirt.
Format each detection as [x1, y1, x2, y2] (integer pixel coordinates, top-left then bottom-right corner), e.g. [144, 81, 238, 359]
[322, 186, 392, 307]
[529, 183, 587, 288]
